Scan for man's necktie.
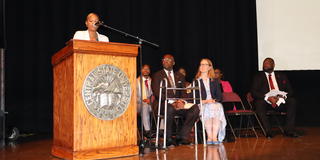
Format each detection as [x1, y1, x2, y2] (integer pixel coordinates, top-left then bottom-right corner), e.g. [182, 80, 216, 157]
[167, 71, 176, 94]
[145, 79, 149, 90]
[268, 73, 277, 108]
[268, 74, 275, 90]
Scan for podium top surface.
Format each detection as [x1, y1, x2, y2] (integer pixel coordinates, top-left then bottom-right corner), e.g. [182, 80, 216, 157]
[52, 40, 140, 66]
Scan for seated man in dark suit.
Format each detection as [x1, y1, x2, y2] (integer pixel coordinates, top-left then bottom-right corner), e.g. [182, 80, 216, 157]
[151, 54, 200, 145]
[251, 58, 299, 138]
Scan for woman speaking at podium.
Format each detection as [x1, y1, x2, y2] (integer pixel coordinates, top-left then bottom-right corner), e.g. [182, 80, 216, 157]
[73, 13, 109, 42]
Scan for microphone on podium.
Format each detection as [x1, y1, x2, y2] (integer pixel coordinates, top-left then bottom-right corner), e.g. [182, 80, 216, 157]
[94, 21, 104, 27]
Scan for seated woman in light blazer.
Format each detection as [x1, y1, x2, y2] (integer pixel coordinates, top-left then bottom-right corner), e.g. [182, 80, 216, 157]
[73, 13, 109, 42]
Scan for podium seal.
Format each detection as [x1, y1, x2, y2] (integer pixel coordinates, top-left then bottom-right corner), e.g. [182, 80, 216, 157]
[82, 64, 131, 120]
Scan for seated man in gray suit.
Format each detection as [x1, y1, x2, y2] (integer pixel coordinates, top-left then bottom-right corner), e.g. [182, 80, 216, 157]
[137, 64, 154, 138]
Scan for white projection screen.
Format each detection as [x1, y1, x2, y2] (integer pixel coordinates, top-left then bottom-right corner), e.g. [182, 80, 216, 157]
[256, 0, 320, 70]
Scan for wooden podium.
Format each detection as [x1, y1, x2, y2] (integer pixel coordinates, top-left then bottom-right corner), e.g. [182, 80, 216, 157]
[51, 40, 139, 160]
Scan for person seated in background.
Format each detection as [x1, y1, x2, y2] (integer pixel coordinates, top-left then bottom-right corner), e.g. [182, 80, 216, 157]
[214, 68, 236, 110]
[251, 57, 299, 138]
[195, 58, 226, 144]
[214, 69, 236, 142]
[178, 67, 191, 87]
[214, 68, 233, 93]
[137, 64, 154, 138]
[73, 13, 109, 42]
[151, 54, 200, 146]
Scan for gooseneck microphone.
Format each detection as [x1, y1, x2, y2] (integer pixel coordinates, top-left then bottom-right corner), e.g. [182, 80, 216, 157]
[94, 21, 104, 27]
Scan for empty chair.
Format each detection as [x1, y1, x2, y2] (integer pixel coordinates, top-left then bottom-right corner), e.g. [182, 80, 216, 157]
[222, 92, 265, 138]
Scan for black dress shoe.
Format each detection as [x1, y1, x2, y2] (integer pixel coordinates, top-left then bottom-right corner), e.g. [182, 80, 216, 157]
[165, 138, 176, 147]
[177, 138, 192, 145]
[266, 132, 274, 139]
[284, 131, 300, 138]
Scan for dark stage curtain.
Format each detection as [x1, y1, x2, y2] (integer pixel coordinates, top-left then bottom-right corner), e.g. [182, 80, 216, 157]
[2, 0, 319, 133]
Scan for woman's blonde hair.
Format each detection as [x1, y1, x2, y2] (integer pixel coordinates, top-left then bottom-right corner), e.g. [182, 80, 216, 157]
[195, 58, 215, 79]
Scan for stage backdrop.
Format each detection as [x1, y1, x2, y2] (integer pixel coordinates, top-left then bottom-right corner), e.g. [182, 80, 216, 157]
[1, 0, 319, 133]
[256, 0, 320, 70]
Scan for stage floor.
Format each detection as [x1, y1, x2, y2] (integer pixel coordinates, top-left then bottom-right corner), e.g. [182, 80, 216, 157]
[1, 127, 320, 160]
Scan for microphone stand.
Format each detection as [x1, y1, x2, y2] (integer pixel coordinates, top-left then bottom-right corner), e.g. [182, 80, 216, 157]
[98, 22, 159, 48]
[98, 22, 159, 155]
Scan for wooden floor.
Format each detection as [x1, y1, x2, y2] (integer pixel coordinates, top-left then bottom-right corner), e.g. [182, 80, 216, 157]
[1, 127, 320, 160]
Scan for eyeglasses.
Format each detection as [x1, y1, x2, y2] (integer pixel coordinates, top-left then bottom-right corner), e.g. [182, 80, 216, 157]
[162, 58, 173, 62]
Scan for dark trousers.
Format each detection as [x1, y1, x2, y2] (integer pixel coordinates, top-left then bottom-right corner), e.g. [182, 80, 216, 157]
[254, 97, 296, 133]
[162, 103, 200, 140]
